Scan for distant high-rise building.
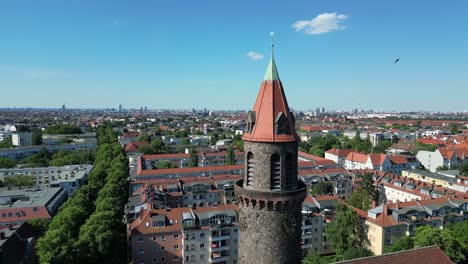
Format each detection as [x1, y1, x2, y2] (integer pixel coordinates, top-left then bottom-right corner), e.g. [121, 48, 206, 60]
[321, 107, 325, 113]
[62, 104, 66, 110]
[118, 104, 123, 112]
[315, 107, 320, 116]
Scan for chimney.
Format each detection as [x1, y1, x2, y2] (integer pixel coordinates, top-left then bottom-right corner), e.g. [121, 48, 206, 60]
[382, 203, 388, 216]
[139, 207, 144, 220]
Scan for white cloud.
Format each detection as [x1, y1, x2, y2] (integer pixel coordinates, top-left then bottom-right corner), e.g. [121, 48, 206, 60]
[292, 12, 348, 35]
[247, 51, 264, 61]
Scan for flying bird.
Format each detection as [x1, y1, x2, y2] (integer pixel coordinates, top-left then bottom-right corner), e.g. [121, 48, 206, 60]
[394, 57, 400, 64]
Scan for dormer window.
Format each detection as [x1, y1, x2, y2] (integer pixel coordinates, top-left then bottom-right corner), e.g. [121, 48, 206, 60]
[275, 112, 290, 135]
[246, 111, 256, 134]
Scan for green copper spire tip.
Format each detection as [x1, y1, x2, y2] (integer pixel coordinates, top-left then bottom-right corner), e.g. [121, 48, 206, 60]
[264, 32, 280, 81]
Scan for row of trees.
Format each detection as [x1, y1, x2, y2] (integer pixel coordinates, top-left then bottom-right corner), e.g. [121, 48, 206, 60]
[300, 132, 395, 158]
[36, 127, 129, 263]
[17, 148, 95, 167]
[43, 124, 83, 134]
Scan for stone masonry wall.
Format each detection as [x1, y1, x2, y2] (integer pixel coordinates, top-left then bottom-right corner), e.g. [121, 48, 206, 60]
[243, 141, 298, 191]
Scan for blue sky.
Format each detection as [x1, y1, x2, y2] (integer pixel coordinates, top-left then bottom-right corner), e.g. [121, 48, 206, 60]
[0, 0, 467, 112]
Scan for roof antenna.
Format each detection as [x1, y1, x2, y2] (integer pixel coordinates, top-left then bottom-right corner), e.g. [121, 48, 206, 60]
[269, 32, 275, 55]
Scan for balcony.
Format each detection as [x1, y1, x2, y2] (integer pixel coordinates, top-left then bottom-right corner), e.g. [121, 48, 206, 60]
[301, 244, 312, 249]
[302, 234, 313, 239]
[212, 235, 230, 241]
[211, 245, 230, 252]
[302, 225, 314, 229]
[211, 256, 230, 263]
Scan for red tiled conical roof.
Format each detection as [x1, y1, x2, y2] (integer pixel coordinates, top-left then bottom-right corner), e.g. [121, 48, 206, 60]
[242, 51, 299, 143]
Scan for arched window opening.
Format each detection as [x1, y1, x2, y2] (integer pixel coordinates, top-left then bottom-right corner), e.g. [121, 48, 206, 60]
[285, 153, 295, 190]
[270, 153, 281, 190]
[247, 152, 254, 187]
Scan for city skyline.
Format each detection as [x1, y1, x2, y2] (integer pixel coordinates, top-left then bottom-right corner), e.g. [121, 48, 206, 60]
[1, 0, 467, 111]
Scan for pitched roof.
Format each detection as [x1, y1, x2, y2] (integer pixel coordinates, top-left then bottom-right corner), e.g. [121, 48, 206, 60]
[388, 155, 407, 165]
[325, 148, 356, 158]
[346, 152, 369, 164]
[0, 206, 51, 226]
[369, 154, 387, 166]
[242, 50, 299, 143]
[335, 246, 453, 264]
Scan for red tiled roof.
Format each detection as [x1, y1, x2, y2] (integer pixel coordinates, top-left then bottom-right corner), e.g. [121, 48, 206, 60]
[346, 152, 369, 164]
[388, 155, 407, 165]
[369, 153, 386, 166]
[0, 206, 51, 224]
[242, 76, 299, 142]
[138, 164, 243, 176]
[125, 141, 151, 152]
[325, 148, 356, 158]
[335, 246, 452, 264]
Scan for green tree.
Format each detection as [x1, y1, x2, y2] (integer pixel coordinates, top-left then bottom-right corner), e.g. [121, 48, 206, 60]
[450, 124, 459, 134]
[326, 203, 368, 257]
[181, 138, 190, 145]
[386, 236, 414, 253]
[341, 247, 373, 260]
[373, 140, 391, 154]
[174, 129, 189, 138]
[37, 126, 129, 264]
[391, 134, 399, 144]
[302, 253, 335, 264]
[413, 225, 466, 263]
[32, 128, 43, 145]
[459, 164, 468, 176]
[28, 218, 50, 236]
[0, 137, 14, 148]
[137, 133, 150, 143]
[20, 147, 50, 167]
[2, 175, 33, 187]
[188, 148, 198, 167]
[226, 146, 236, 165]
[361, 173, 378, 202]
[307, 134, 341, 157]
[0, 157, 16, 168]
[446, 221, 468, 246]
[348, 189, 371, 211]
[233, 139, 244, 152]
[44, 124, 82, 134]
[310, 182, 334, 196]
[155, 160, 175, 169]
[150, 138, 165, 153]
[411, 142, 438, 155]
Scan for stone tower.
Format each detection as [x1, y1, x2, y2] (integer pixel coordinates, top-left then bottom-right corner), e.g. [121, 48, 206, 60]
[235, 44, 306, 264]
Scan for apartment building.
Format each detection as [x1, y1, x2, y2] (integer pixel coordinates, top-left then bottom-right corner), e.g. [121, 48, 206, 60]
[416, 146, 468, 172]
[0, 187, 68, 227]
[358, 197, 468, 255]
[301, 196, 338, 256]
[0, 165, 93, 195]
[128, 205, 239, 264]
[12, 133, 32, 147]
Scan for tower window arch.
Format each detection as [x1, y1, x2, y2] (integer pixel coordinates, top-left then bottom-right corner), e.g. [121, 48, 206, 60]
[246, 152, 254, 187]
[270, 153, 281, 190]
[275, 112, 290, 135]
[285, 153, 295, 190]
